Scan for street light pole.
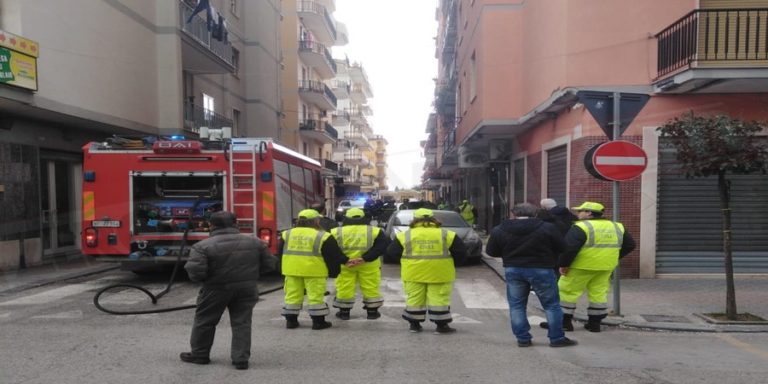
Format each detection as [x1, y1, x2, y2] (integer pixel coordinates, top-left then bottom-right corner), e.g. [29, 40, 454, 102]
[612, 91, 621, 316]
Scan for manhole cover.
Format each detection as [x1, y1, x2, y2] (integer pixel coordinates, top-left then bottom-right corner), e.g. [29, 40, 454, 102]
[640, 314, 692, 323]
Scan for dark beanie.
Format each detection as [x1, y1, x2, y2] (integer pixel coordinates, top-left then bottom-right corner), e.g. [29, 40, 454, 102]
[209, 211, 236, 229]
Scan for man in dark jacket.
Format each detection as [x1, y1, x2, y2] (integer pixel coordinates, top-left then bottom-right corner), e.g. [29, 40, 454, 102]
[181, 211, 277, 370]
[485, 203, 577, 348]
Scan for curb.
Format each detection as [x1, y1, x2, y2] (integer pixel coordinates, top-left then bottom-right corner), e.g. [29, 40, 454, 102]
[480, 256, 768, 333]
[0, 265, 120, 295]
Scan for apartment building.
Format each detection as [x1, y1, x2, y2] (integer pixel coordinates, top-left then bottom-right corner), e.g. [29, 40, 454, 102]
[370, 134, 388, 192]
[427, 0, 768, 277]
[0, 0, 282, 269]
[331, 58, 377, 199]
[279, 0, 349, 212]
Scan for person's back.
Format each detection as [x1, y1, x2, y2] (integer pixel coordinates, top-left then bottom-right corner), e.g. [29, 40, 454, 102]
[486, 216, 564, 269]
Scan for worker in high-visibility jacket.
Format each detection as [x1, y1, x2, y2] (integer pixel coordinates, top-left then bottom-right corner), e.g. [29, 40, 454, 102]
[543, 201, 635, 333]
[456, 199, 477, 226]
[278, 209, 356, 330]
[386, 208, 467, 334]
[331, 208, 389, 320]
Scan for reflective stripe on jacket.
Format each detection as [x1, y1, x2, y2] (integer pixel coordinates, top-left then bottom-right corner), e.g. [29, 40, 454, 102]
[281, 227, 331, 277]
[570, 220, 625, 270]
[331, 225, 380, 259]
[396, 226, 456, 283]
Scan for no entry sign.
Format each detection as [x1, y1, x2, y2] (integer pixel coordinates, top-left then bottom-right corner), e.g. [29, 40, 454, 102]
[584, 141, 647, 181]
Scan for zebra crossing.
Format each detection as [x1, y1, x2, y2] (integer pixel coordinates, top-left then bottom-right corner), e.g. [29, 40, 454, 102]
[0, 276, 518, 323]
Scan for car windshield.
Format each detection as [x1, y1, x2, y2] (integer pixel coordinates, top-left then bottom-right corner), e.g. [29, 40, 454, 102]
[392, 210, 468, 227]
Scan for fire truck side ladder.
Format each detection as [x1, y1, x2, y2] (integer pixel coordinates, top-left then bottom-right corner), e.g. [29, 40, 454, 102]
[229, 144, 258, 234]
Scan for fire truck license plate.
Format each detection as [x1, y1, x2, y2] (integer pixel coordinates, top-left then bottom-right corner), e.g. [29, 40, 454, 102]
[92, 220, 121, 228]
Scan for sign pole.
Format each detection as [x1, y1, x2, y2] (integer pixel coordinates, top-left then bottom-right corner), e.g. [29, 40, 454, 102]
[612, 92, 621, 316]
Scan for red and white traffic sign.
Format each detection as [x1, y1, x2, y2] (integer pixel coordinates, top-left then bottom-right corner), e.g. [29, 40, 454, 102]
[585, 141, 647, 181]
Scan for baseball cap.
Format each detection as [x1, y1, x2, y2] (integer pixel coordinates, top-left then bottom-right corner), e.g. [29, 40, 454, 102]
[345, 208, 365, 218]
[572, 201, 604, 213]
[297, 209, 320, 220]
[414, 208, 434, 218]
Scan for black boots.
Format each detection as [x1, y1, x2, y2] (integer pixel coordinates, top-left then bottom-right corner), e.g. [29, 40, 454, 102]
[311, 315, 332, 330]
[584, 315, 602, 332]
[434, 321, 456, 334]
[335, 308, 351, 320]
[285, 315, 299, 329]
[540, 314, 574, 332]
[563, 314, 574, 332]
[408, 321, 423, 333]
[366, 309, 381, 320]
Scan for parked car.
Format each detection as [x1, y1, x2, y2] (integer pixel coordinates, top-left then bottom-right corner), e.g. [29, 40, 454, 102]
[335, 199, 366, 221]
[382, 209, 483, 264]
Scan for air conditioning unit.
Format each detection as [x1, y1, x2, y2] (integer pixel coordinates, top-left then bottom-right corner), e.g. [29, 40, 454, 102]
[458, 146, 488, 168]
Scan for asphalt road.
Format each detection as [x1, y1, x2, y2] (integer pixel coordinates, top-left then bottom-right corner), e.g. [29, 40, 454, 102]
[1, 264, 768, 384]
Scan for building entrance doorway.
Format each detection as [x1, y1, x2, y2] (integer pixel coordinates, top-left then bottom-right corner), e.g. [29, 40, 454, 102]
[40, 154, 81, 258]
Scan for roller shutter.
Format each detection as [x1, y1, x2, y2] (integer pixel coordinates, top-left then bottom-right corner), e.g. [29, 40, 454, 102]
[656, 142, 768, 273]
[546, 146, 567, 207]
[700, 0, 768, 9]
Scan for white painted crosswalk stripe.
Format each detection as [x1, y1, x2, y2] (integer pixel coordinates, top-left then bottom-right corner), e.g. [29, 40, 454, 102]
[0, 278, 116, 306]
[454, 279, 508, 309]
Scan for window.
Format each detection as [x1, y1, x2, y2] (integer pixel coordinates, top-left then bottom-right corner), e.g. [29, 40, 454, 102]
[232, 108, 241, 137]
[231, 48, 240, 77]
[203, 93, 214, 122]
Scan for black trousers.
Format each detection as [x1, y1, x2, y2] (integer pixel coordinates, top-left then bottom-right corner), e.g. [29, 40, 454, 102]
[190, 286, 258, 363]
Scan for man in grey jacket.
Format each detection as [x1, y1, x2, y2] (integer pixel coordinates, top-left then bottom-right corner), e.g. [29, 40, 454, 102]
[181, 211, 277, 370]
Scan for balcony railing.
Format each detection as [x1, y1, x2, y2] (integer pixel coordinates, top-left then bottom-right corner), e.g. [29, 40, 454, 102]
[183, 102, 233, 134]
[299, 119, 338, 140]
[299, 40, 337, 74]
[299, 80, 338, 107]
[656, 8, 768, 78]
[179, 1, 234, 68]
[298, 1, 337, 41]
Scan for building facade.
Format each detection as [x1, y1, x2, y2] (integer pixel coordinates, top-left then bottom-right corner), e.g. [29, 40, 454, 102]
[426, 0, 768, 277]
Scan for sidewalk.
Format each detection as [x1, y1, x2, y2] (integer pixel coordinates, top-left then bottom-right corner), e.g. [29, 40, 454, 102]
[0, 255, 118, 295]
[482, 256, 768, 333]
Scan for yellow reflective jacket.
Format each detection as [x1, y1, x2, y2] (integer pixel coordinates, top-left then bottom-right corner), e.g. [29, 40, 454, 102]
[571, 220, 625, 270]
[396, 224, 457, 283]
[281, 227, 331, 277]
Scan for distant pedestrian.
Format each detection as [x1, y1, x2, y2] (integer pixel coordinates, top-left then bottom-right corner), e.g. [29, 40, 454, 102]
[486, 203, 577, 348]
[279, 209, 357, 330]
[386, 208, 468, 334]
[456, 199, 478, 226]
[311, 201, 338, 231]
[181, 211, 277, 370]
[331, 208, 389, 320]
[541, 201, 636, 333]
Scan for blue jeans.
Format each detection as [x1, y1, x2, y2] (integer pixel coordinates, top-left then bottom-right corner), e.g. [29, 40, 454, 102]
[504, 267, 565, 342]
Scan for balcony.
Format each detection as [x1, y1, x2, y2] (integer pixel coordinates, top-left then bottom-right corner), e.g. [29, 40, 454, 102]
[330, 80, 350, 99]
[179, 0, 235, 74]
[299, 119, 338, 144]
[299, 80, 337, 110]
[183, 102, 233, 134]
[345, 129, 369, 148]
[297, 1, 337, 46]
[350, 83, 370, 104]
[655, 8, 768, 93]
[343, 153, 369, 166]
[338, 167, 351, 176]
[298, 40, 337, 79]
[332, 109, 350, 125]
[335, 21, 349, 46]
[316, 158, 339, 176]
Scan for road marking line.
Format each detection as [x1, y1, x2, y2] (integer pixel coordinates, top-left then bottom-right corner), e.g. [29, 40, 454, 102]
[0, 278, 115, 306]
[717, 334, 768, 361]
[31, 310, 83, 319]
[454, 279, 508, 309]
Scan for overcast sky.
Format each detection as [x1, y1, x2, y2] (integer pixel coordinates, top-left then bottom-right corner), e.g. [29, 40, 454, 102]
[333, 0, 437, 190]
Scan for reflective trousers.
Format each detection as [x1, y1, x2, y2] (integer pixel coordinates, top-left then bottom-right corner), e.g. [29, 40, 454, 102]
[402, 281, 453, 323]
[282, 276, 329, 317]
[558, 268, 612, 317]
[333, 260, 383, 309]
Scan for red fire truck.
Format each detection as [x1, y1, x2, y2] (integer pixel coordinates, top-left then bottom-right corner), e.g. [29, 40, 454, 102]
[81, 136, 324, 270]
